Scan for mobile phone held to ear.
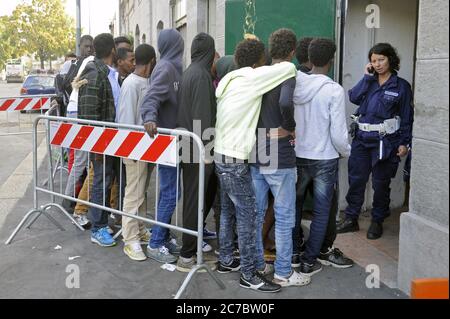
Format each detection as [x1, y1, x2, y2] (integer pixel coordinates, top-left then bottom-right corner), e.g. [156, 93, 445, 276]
[368, 66, 375, 74]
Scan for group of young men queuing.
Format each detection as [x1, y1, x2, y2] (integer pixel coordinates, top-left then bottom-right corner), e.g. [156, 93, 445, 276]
[57, 28, 355, 294]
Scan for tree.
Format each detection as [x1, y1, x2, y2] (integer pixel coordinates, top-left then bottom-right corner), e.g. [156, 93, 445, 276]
[7, 0, 76, 69]
[0, 15, 27, 70]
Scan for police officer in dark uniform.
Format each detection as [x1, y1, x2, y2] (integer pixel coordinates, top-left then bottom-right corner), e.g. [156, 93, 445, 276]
[337, 43, 414, 240]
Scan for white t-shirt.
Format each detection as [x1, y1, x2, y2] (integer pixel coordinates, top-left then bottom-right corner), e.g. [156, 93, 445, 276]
[117, 73, 150, 125]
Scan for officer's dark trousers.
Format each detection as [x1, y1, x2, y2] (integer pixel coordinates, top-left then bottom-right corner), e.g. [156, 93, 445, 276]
[345, 140, 400, 223]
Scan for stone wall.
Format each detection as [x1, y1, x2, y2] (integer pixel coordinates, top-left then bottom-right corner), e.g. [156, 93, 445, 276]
[398, 0, 449, 295]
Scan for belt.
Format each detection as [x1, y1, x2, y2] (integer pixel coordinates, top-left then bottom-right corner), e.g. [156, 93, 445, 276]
[352, 115, 401, 135]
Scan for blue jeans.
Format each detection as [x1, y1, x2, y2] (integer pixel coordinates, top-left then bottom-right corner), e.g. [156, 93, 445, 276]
[296, 158, 339, 264]
[251, 166, 297, 278]
[89, 155, 115, 232]
[150, 165, 179, 249]
[216, 162, 257, 280]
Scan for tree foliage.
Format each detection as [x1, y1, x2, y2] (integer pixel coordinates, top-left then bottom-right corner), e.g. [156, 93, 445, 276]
[0, 0, 76, 70]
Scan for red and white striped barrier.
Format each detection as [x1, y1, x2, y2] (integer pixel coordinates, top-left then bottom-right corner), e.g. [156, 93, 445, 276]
[49, 122, 177, 167]
[0, 96, 52, 112]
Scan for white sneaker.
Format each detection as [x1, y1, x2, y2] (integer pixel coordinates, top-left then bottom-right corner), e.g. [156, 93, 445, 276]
[202, 241, 213, 253]
[273, 271, 311, 287]
[74, 214, 91, 228]
[123, 243, 147, 261]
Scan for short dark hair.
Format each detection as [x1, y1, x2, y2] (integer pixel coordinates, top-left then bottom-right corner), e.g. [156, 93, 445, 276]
[114, 36, 132, 47]
[94, 33, 115, 59]
[309, 38, 336, 67]
[135, 44, 156, 65]
[65, 52, 77, 59]
[269, 28, 297, 60]
[369, 43, 401, 73]
[296, 37, 314, 64]
[80, 35, 93, 46]
[117, 47, 134, 61]
[234, 39, 266, 68]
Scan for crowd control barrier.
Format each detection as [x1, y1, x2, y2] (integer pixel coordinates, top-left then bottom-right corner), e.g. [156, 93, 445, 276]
[5, 115, 225, 299]
[0, 95, 56, 137]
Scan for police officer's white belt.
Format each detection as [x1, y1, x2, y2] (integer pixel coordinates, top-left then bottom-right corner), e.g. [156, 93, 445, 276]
[356, 117, 401, 135]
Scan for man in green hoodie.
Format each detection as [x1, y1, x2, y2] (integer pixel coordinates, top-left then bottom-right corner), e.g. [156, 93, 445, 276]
[214, 39, 297, 293]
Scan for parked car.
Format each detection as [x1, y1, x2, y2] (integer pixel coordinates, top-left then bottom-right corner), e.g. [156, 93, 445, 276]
[19, 75, 56, 113]
[20, 75, 56, 96]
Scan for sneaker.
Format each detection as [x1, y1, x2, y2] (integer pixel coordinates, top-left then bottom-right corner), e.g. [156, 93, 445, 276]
[123, 243, 147, 261]
[139, 230, 151, 245]
[91, 227, 116, 247]
[74, 213, 91, 229]
[299, 260, 323, 276]
[203, 228, 217, 240]
[202, 241, 213, 253]
[258, 263, 275, 276]
[336, 217, 360, 234]
[292, 254, 301, 268]
[215, 248, 240, 259]
[273, 270, 311, 287]
[166, 238, 181, 255]
[176, 256, 217, 273]
[318, 248, 354, 269]
[217, 258, 241, 274]
[240, 273, 282, 293]
[106, 226, 114, 235]
[147, 245, 177, 264]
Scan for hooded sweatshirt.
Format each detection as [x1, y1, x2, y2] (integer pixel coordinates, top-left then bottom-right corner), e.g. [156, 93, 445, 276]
[293, 71, 351, 160]
[177, 33, 216, 143]
[215, 62, 297, 160]
[140, 29, 184, 129]
[215, 55, 237, 80]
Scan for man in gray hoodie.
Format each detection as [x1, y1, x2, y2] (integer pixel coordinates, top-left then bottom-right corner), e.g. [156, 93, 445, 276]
[292, 38, 353, 276]
[140, 29, 184, 264]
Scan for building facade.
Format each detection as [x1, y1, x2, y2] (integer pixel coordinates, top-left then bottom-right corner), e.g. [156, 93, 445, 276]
[398, 0, 449, 294]
[118, 0, 225, 67]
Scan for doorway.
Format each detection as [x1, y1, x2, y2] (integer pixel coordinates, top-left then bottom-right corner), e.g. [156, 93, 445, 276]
[337, 0, 419, 288]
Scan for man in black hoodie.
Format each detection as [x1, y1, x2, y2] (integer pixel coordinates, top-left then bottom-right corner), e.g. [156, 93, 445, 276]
[141, 29, 184, 264]
[176, 33, 218, 272]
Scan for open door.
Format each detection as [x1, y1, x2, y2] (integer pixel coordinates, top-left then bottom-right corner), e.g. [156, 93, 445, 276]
[340, 0, 419, 212]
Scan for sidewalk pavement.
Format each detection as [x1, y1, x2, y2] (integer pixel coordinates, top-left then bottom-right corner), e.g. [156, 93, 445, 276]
[0, 146, 407, 299]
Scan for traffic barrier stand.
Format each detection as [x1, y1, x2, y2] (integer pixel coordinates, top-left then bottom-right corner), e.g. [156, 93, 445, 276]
[5, 115, 225, 299]
[0, 95, 55, 137]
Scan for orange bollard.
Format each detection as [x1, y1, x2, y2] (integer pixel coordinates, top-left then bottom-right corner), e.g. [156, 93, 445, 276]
[411, 278, 449, 299]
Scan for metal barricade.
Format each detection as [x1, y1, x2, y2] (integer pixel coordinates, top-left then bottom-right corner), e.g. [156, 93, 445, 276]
[5, 115, 225, 299]
[0, 95, 56, 137]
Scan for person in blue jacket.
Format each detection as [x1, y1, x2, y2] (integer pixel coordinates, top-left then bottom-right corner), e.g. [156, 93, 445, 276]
[337, 43, 414, 240]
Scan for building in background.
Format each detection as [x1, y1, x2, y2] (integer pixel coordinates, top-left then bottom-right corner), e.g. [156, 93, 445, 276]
[118, 0, 225, 67]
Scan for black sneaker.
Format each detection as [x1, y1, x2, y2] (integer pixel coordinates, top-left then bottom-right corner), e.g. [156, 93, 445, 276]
[292, 254, 301, 268]
[367, 221, 383, 240]
[336, 217, 360, 234]
[318, 248, 354, 269]
[299, 260, 323, 276]
[240, 273, 282, 293]
[217, 258, 241, 274]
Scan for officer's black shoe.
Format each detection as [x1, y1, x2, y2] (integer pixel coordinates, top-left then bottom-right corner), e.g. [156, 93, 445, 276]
[336, 217, 360, 234]
[367, 221, 383, 240]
